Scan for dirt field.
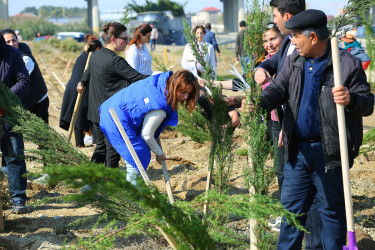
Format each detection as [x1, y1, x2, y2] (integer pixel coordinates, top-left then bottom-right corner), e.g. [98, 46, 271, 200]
[0, 42, 374, 249]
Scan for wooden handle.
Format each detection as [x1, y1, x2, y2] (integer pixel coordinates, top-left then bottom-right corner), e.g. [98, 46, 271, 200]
[331, 37, 355, 232]
[161, 160, 175, 204]
[67, 52, 92, 143]
[109, 108, 151, 184]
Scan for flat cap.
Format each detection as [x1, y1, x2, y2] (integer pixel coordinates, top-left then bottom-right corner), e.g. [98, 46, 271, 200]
[285, 9, 327, 30]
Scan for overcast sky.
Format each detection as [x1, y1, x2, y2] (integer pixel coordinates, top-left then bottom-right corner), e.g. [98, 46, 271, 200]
[8, 0, 348, 16]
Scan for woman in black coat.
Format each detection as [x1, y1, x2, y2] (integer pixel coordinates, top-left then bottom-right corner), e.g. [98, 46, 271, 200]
[59, 36, 102, 147]
[77, 22, 150, 168]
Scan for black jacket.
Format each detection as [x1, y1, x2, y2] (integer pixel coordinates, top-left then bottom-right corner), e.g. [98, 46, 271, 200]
[81, 47, 149, 123]
[261, 45, 374, 169]
[0, 35, 30, 101]
[59, 51, 91, 131]
[18, 42, 48, 109]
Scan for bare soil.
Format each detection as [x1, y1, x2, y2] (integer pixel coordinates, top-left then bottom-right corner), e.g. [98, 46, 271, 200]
[0, 43, 374, 250]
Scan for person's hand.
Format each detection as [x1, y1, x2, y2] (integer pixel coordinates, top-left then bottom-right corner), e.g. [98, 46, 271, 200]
[332, 86, 350, 106]
[156, 153, 167, 165]
[278, 130, 283, 147]
[76, 82, 85, 93]
[254, 68, 272, 85]
[224, 97, 235, 106]
[235, 57, 239, 61]
[198, 78, 206, 87]
[217, 53, 221, 56]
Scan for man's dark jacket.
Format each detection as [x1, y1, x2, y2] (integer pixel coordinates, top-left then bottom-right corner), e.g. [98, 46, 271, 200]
[0, 35, 30, 101]
[18, 42, 48, 109]
[204, 29, 220, 54]
[81, 47, 149, 123]
[261, 46, 374, 170]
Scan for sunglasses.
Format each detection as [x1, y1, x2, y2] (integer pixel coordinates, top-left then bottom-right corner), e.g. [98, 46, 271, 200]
[118, 36, 129, 42]
[267, 22, 278, 29]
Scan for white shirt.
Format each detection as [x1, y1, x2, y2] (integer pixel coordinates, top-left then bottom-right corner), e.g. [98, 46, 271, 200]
[22, 55, 48, 103]
[181, 41, 216, 80]
[141, 109, 166, 156]
[126, 43, 153, 75]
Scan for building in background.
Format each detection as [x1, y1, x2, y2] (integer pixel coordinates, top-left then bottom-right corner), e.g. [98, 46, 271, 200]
[191, 7, 224, 32]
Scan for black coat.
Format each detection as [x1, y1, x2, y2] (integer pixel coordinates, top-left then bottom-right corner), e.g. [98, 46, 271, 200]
[81, 47, 149, 124]
[261, 46, 374, 169]
[18, 42, 48, 110]
[59, 51, 91, 131]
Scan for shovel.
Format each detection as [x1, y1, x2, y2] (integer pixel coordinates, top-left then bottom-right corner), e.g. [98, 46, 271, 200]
[109, 108, 177, 249]
[108, 108, 175, 204]
[331, 37, 358, 250]
[67, 52, 92, 142]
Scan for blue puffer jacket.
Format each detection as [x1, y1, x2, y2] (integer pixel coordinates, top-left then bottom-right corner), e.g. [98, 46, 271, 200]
[99, 71, 178, 171]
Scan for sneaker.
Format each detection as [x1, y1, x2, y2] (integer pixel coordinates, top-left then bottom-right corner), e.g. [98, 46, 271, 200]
[268, 216, 281, 232]
[84, 135, 93, 145]
[12, 200, 26, 214]
[80, 184, 92, 192]
[0, 166, 7, 175]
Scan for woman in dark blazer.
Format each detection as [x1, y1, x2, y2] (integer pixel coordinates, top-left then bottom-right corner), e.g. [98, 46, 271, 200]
[59, 36, 102, 147]
[78, 22, 150, 167]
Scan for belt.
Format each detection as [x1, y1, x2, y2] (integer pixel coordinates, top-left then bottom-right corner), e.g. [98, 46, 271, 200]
[296, 137, 321, 142]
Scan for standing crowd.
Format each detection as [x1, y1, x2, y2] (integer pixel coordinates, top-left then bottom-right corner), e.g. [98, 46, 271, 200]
[1, 0, 374, 248]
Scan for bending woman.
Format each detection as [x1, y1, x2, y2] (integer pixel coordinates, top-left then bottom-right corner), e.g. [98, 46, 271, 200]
[99, 70, 198, 184]
[77, 22, 149, 167]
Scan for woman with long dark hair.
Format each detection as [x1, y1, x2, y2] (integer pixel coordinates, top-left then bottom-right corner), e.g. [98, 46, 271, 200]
[126, 24, 153, 75]
[60, 35, 102, 147]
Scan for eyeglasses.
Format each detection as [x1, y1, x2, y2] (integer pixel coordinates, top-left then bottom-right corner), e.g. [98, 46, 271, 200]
[263, 36, 281, 45]
[118, 36, 129, 42]
[267, 22, 278, 29]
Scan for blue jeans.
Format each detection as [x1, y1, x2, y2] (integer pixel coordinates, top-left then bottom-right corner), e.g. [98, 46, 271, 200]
[1, 131, 27, 202]
[150, 39, 157, 52]
[240, 56, 250, 75]
[277, 140, 346, 250]
[271, 121, 284, 197]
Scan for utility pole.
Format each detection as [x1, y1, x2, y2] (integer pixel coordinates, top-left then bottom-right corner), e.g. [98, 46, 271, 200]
[0, 0, 9, 23]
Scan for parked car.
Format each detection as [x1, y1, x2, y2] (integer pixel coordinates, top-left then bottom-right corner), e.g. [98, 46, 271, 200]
[34, 35, 51, 42]
[56, 32, 85, 42]
[355, 25, 375, 38]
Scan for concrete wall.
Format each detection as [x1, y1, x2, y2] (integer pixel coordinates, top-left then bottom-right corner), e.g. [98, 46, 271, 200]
[222, 0, 245, 33]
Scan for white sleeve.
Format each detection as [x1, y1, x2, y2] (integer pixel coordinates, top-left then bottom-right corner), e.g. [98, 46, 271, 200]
[141, 109, 166, 156]
[126, 45, 139, 70]
[181, 45, 200, 79]
[23, 55, 35, 75]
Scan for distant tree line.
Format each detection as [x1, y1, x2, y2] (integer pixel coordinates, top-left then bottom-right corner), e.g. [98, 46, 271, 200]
[21, 6, 87, 19]
[127, 0, 186, 17]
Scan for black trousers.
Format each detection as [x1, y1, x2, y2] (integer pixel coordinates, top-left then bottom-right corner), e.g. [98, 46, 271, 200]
[91, 122, 120, 168]
[28, 97, 49, 124]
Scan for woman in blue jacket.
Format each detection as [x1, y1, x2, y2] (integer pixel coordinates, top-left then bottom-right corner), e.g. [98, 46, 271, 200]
[99, 70, 198, 184]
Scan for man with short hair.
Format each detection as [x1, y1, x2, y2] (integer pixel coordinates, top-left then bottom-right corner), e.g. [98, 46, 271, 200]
[0, 33, 30, 214]
[260, 10, 374, 249]
[235, 20, 249, 74]
[204, 23, 220, 56]
[150, 23, 158, 52]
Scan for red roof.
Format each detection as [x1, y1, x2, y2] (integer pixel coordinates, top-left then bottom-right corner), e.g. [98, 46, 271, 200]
[200, 7, 221, 12]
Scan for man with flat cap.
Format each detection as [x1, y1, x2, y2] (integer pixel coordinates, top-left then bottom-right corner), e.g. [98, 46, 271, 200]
[260, 9, 374, 249]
